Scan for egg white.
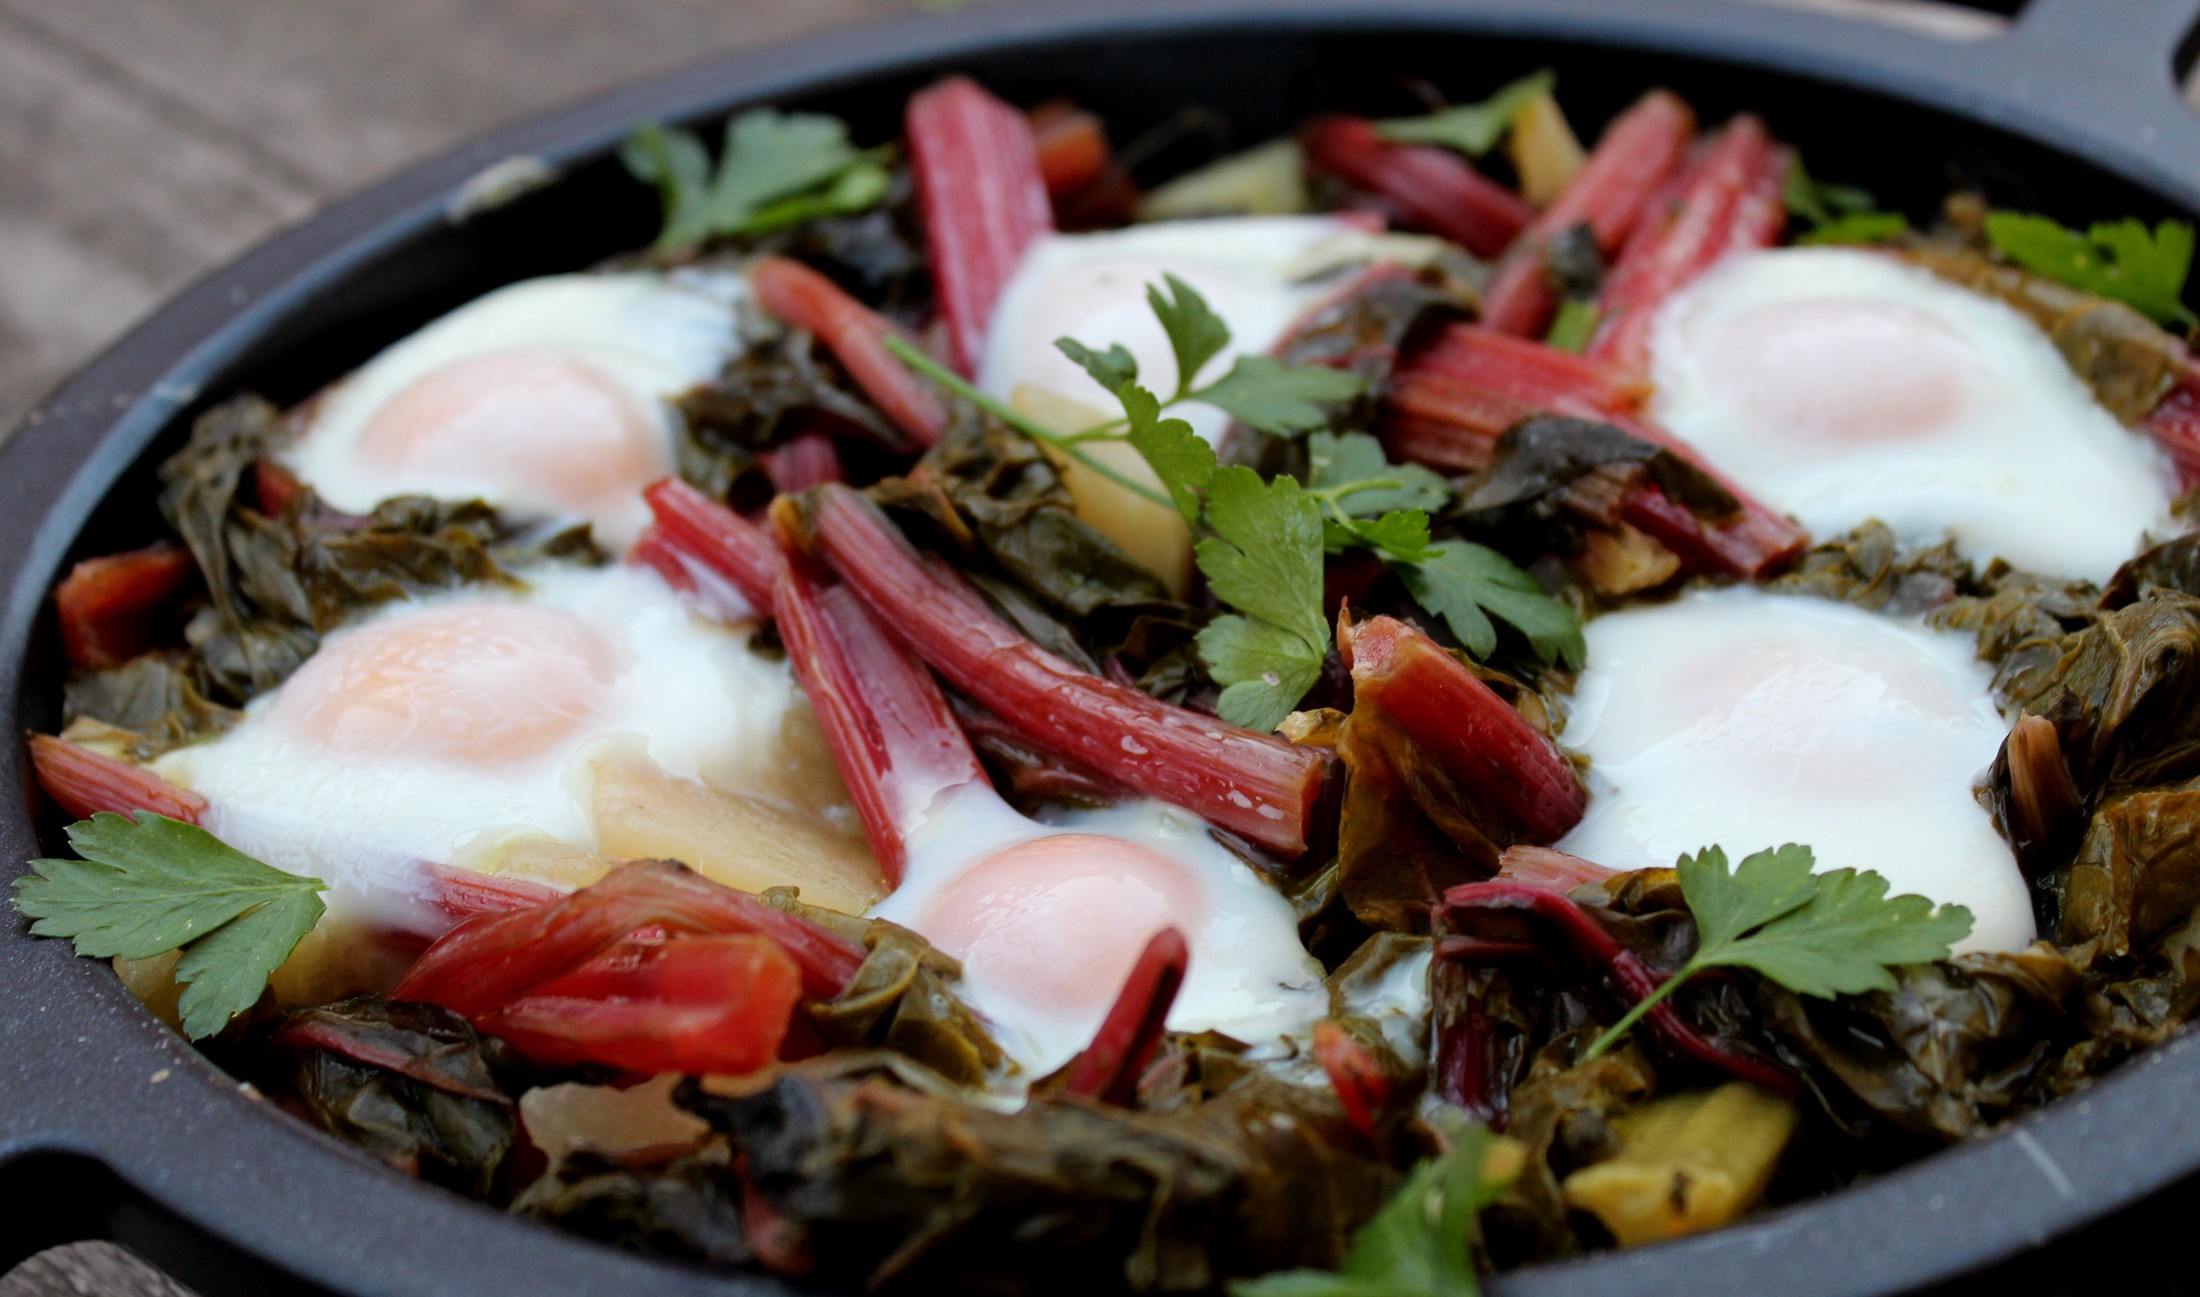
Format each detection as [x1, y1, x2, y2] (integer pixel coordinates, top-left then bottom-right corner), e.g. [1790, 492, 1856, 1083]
[282, 271, 746, 550]
[153, 563, 816, 925]
[1556, 586, 2033, 953]
[1648, 247, 2176, 583]
[872, 783, 1329, 1078]
[979, 215, 1376, 446]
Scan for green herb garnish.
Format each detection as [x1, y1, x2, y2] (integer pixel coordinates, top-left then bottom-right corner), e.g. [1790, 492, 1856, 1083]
[1583, 844, 1972, 1060]
[14, 812, 327, 1039]
[1784, 157, 1909, 247]
[1193, 467, 1335, 734]
[1984, 211, 2197, 327]
[621, 109, 891, 257]
[1376, 69, 1557, 158]
[1232, 1116, 1507, 1297]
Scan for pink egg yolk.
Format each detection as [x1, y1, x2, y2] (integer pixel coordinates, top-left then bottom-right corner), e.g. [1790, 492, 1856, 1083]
[354, 349, 672, 520]
[919, 833, 1206, 1015]
[272, 602, 620, 764]
[1698, 299, 1980, 443]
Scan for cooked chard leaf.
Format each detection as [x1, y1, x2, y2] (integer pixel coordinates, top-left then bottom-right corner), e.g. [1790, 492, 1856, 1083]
[1784, 157, 1908, 246]
[1399, 540, 1583, 668]
[1584, 845, 1972, 1058]
[1376, 69, 1557, 157]
[1985, 211, 2197, 327]
[1195, 468, 1331, 732]
[14, 811, 326, 1038]
[622, 109, 890, 257]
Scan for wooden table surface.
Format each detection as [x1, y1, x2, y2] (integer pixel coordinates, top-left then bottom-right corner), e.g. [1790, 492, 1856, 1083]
[7, 1, 2168, 1295]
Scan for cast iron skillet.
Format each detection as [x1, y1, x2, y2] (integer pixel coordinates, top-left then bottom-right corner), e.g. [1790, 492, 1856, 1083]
[8, 1, 2200, 1293]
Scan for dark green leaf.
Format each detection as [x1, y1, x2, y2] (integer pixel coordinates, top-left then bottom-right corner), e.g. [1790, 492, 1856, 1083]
[1194, 467, 1329, 730]
[1783, 156, 1877, 227]
[1678, 845, 1975, 999]
[1376, 69, 1557, 157]
[1307, 432, 1451, 518]
[1149, 273, 1235, 395]
[1199, 356, 1368, 434]
[1398, 540, 1584, 668]
[1121, 383, 1216, 525]
[1795, 212, 1909, 247]
[1985, 211, 2197, 327]
[1056, 338, 1141, 392]
[14, 812, 325, 1038]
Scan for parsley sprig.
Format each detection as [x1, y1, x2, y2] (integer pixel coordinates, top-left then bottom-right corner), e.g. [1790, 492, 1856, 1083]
[1784, 157, 1909, 248]
[14, 812, 327, 1039]
[1376, 69, 1557, 158]
[1984, 210, 2198, 327]
[886, 277, 1583, 728]
[621, 109, 892, 257]
[1232, 1115, 1510, 1297]
[1583, 844, 1973, 1061]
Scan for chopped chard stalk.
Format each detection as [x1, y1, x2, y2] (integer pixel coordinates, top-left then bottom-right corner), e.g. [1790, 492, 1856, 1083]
[1312, 1018, 1392, 1138]
[797, 485, 1331, 856]
[1028, 100, 1112, 199]
[1587, 116, 1791, 373]
[640, 477, 787, 612]
[54, 541, 197, 671]
[270, 1009, 514, 1104]
[417, 861, 559, 923]
[27, 734, 207, 825]
[1061, 926, 1189, 1106]
[1339, 615, 1585, 844]
[750, 256, 947, 446]
[760, 432, 846, 495]
[906, 76, 1054, 376]
[481, 931, 803, 1076]
[1300, 115, 1536, 257]
[1497, 845, 1617, 891]
[2142, 361, 2200, 489]
[393, 859, 865, 1016]
[2001, 713, 2083, 870]
[773, 556, 991, 886]
[1440, 879, 1799, 1097]
[1481, 91, 1698, 337]
[1382, 324, 1805, 577]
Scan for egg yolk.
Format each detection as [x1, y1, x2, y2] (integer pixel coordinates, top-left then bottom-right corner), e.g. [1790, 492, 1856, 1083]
[272, 602, 620, 764]
[354, 349, 673, 522]
[919, 833, 1207, 1016]
[1699, 299, 1980, 443]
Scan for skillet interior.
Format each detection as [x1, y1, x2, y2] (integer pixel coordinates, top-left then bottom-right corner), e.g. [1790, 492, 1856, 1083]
[7, 2, 2200, 1294]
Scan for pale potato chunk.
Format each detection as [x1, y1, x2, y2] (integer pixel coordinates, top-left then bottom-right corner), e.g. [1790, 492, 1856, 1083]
[1560, 1081, 1800, 1247]
[1509, 93, 1587, 207]
[1011, 383, 1194, 597]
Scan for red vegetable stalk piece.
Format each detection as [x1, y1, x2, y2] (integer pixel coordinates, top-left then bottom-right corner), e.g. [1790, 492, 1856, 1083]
[1496, 844, 1616, 891]
[1481, 90, 1698, 337]
[772, 555, 991, 886]
[481, 932, 803, 1076]
[797, 485, 1330, 856]
[1587, 115, 1790, 373]
[1060, 926, 1189, 1106]
[1440, 878, 1799, 1096]
[1299, 116, 1536, 258]
[1028, 100, 1111, 198]
[416, 860, 559, 922]
[1339, 615, 1585, 844]
[749, 256, 947, 447]
[54, 541, 196, 670]
[906, 76, 1055, 376]
[393, 859, 865, 1016]
[27, 734, 206, 824]
[637, 477, 786, 614]
[760, 432, 846, 495]
[1380, 325, 1806, 578]
[1312, 1018, 1392, 1138]
[2142, 361, 2200, 490]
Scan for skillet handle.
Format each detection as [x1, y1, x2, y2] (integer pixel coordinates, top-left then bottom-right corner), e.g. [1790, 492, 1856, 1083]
[1940, 0, 2200, 210]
